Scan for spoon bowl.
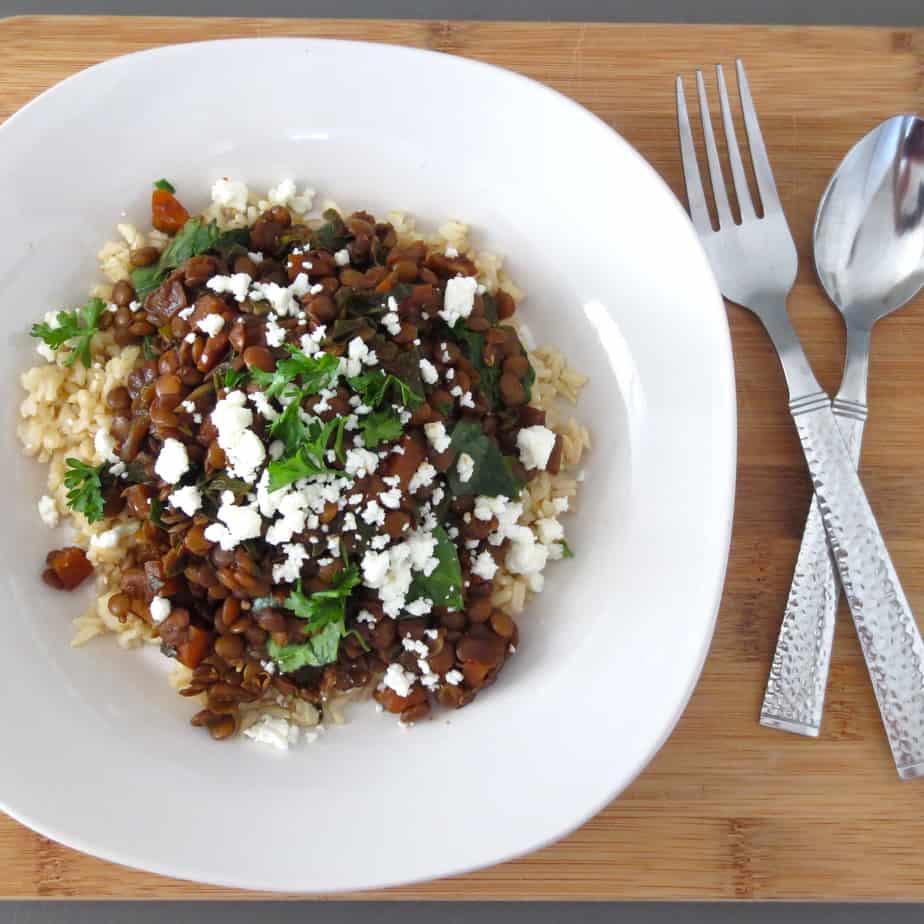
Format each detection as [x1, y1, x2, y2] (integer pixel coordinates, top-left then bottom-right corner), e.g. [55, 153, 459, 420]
[814, 114, 924, 328]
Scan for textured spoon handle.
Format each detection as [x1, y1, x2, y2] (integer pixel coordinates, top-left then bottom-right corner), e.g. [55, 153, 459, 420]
[760, 404, 865, 736]
[790, 394, 924, 778]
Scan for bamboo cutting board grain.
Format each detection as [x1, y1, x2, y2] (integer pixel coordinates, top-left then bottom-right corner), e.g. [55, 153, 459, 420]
[2, 15, 924, 901]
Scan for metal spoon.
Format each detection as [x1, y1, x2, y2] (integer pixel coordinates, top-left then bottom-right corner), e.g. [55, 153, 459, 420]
[761, 114, 924, 738]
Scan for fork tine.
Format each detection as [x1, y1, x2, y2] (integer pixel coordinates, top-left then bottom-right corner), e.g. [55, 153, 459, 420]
[695, 69, 733, 228]
[735, 59, 782, 215]
[715, 64, 756, 221]
[675, 76, 711, 232]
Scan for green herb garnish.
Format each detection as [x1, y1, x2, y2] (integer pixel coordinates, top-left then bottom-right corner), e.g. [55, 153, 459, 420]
[446, 420, 524, 498]
[560, 540, 575, 559]
[141, 335, 159, 360]
[131, 218, 223, 300]
[251, 346, 340, 401]
[348, 370, 422, 410]
[359, 409, 404, 449]
[266, 417, 347, 492]
[221, 366, 249, 390]
[269, 398, 309, 455]
[407, 525, 464, 611]
[153, 178, 176, 193]
[30, 298, 105, 368]
[268, 567, 361, 671]
[62, 457, 106, 523]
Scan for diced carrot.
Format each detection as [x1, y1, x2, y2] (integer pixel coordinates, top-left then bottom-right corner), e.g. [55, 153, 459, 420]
[46, 546, 94, 590]
[176, 625, 212, 669]
[151, 188, 190, 235]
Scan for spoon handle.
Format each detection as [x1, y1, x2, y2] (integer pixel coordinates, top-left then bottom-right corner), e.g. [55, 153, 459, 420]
[787, 395, 924, 778]
[760, 405, 865, 736]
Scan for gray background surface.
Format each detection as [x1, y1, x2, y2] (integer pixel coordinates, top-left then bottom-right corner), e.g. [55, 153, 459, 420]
[1, 0, 922, 920]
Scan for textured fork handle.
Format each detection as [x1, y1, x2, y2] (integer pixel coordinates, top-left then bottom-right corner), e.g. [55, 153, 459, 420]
[760, 406, 865, 736]
[790, 394, 924, 778]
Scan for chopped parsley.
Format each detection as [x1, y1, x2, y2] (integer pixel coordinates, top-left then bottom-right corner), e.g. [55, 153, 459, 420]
[131, 218, 224, 300]
[251, 346, 339, 401]
[559, 540, 575, 559]
[62, 458, 106, 523]
[30, 298, 105, 368]
[153, 178, 176, 193]
[267, 567, 361, 671]
[359, 410, 403, 448]
[266, 417, 347, 491]
[348, 369, 422, 409]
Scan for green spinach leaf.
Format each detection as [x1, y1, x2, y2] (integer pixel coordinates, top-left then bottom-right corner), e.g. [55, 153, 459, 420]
[407, 525, 464, 611]
[446, 420, 524, 498]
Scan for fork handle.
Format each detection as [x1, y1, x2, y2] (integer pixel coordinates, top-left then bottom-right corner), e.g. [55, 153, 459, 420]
[760, 404, 865, 736]
[789, 393, 924, 777]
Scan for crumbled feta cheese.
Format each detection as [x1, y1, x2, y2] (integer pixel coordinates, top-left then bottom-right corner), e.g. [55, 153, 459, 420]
[357, 609, 377, 625]
[370, 534, 390, 551]
[382, 663, 416, 698]
[340, 336, 378, 377]
[263, 178, 315, 214]
[204, 496, 263, 551]
[334, 248, 351, 266]
[505, 524, 549, 580]
[249, 390, 279, 421]
[206, 273, 252, 302]
[197, 313, 225, 337]
[459, 391, 475, 409]
[243, 713, 299, 750]
[553, 496, 570, 513]
[154, 438, 190, 485]
[184, 333, 196, 344]
[345, 447, 379, 478]
[406, 462, 436, 495]
[38, 495, 59, 528]
[248, 251, 264, 263]
[381, 312, 401, 337]
[456, 452, 474, 483]
[94, 428, 117, 462]
[446, 368, 456, 382]
[168, 484, 203, 517]
[211, 178, 249, 212]
[265, 490, 310, 546]
[445, 669, 464, 686]
[405, 597, 433, 617]
[424, 421, 451, 454]
[419, 358, 439, 385]
[211, 390, 266, 483]
[444, 246, 459, 258]
[149, 596, 171, 624]
[272, 542, 309, 584]
[517, 425, 557, 471]
[361, 500, 386, 527]
[471, 550, 498, 580]
[180, 400, 195, 413]
[536, 517, 565, 545]
[439, 275, 478, 327]
[379, 487, 402, 509]
[402, 637, 429, 657]
[177, 306, 195, 321]
[265, 314, 286, 347]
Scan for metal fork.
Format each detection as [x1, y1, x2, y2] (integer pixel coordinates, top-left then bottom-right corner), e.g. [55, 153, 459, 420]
[676, 60, 924, 779]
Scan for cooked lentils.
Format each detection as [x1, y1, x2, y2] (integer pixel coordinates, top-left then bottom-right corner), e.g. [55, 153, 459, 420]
[53, 192, 565, 739]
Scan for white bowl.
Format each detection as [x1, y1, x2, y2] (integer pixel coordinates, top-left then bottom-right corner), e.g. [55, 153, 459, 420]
[0, 38, 735, 892]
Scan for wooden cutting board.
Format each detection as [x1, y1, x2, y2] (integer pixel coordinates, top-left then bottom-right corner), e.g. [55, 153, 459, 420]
[2, 14, 924, 901]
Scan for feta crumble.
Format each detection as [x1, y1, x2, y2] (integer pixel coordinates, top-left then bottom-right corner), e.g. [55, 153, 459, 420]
[516, 425, 557, 471]
[439, 275, 478, 327]
[154, 438, 190, 485]
[38, 495, 59, 528]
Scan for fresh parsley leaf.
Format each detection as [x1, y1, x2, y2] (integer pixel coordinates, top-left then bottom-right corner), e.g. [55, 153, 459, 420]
[269, 567, 361, 672]
[63, 457, 106, 523]
[285, 567, 360, 629]
[311, 209, 352, 253]
[360, 409, 403, 448]
[407, 525, 463, 611]
[251, 346, 339, 400]
[348, 369, 422, 409]
[266, 417, 347, 492]
[446, 420, 524, 498]
[559, 540, 575, 559]
[269, 397, 308, 454]
[522, 359, 536, 402]
[154, 178, 176, 193]
[30, 298, 105, 368]
[221, 366, 249, 390]
[131, 218, 222, 300]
